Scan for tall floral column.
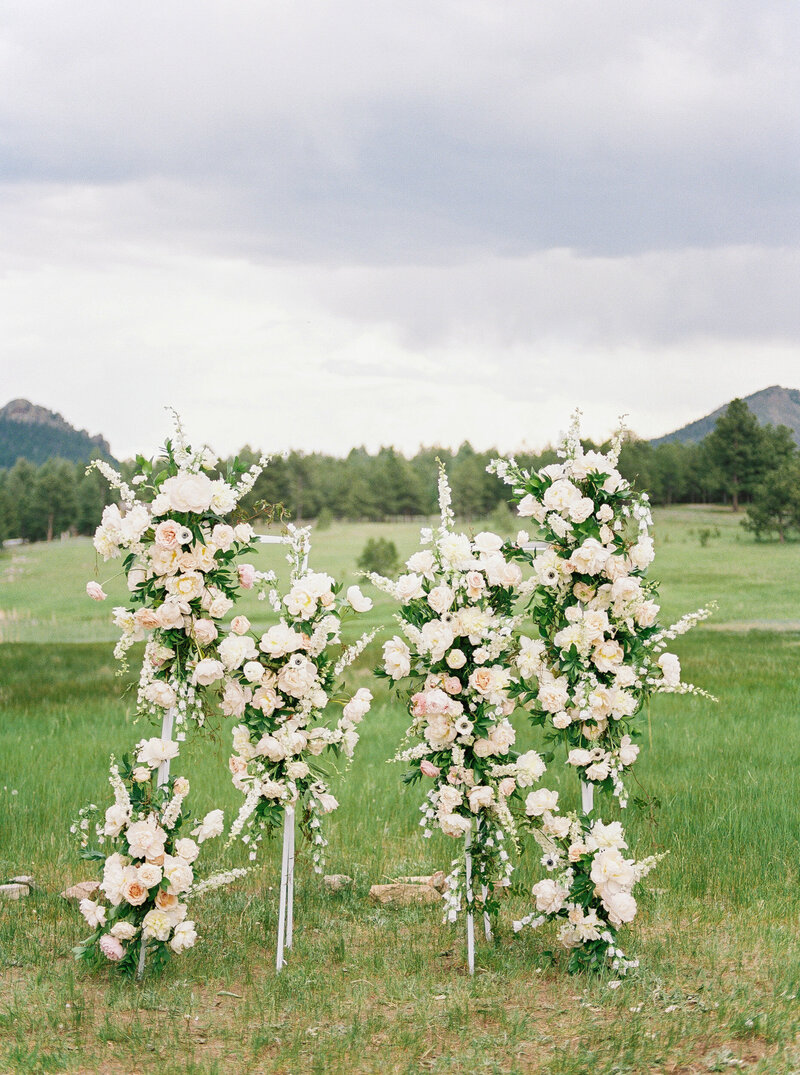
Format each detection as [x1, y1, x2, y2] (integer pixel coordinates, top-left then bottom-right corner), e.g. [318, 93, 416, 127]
[74, 414, 269, 975]
[487, 411, 714, 975]
[371, 464, 547, 973]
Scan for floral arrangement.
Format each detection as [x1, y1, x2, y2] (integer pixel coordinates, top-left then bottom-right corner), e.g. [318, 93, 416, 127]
[86, 411, 270, 735]
[71, 738, 244, 975]
[489, 411, 714, 806]
[225, 525, 375, 871]
[370, 463, 546, 924]
[512, 811, 663, 975]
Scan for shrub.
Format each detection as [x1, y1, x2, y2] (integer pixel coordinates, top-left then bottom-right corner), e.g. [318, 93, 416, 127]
[357, 537, 399, 576]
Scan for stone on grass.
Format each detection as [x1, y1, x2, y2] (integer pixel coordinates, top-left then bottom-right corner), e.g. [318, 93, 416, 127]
[393, 871, 447, 893]
[369, 883, 442, 906]
[9, 875, 35, 888]
[60, 881, 100, 901]
[0, 883, 30, 900]
[323, 874, 353, 892]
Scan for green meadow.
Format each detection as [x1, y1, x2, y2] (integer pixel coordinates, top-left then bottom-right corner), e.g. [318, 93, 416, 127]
[2, 508, 800, 1074]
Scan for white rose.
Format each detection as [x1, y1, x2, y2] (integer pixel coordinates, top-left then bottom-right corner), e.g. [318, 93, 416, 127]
[395, 573, 425, 602]
[169, 920, 198, 953]
[590, 848, 636, 893]
[628, 536, 655, 570]
[446, 649, 467, 670]
[110, 921, 137, 941]
[420, 620, 455, 662]
[343, 687, 372, 723]
[467, 785, 495, 812]
[257, 734, 287, 762]
[618, 735, 640, 767]
[193, 618, 219, 646]
[346, 585, 373, 612]
[569, 539, 610, 576]
[211, 524, 235, 550]
[243, 660, 265, 683]
[516, 750, 547, 786]
[542, 478, 582, 514]
[161, 472, 215, 514]
[192, 658, 225, 686]
[382, 637, 411, 679]
[136, 738, 180, 768]
[143, 680, 177, 709]
[174, 838, 200, 863]
[125, 815, 168, 860]
[602, 890, 637, 926]
[284, 584, 317, 620]
[427, 584, 454, 614]
[472, 531, 503, 555]
[234, 523, 255, 543]
[406, 550, 436, 578]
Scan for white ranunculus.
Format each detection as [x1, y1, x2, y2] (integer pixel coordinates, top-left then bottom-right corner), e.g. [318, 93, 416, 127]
[79, 898, 107, 928]
[532, 878, 568, 914]
[440, 812, 471, 838]
[218, 633, 258, 670]
[277, 655, 317, 698]
[163, 854, 194, 895]
[192, 658, 225, 686]
[658, 652, 681, 686]
[259, 623, 305, 658]
[192, 809, 225, 843]
[161, 471, 215, 514]
[602, 890, 637, 926]
[103, 803, 130, 837]
[467, 785, 495, 813]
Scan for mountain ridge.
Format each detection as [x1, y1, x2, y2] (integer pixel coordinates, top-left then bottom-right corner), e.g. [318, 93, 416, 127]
[0, 398, 114, 468]
[650, 385, 800, 446]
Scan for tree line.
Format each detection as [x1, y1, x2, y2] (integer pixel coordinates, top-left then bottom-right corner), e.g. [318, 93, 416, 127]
[0, 398, 797, 544]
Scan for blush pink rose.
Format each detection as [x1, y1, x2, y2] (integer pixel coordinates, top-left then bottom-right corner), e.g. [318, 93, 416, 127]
[420, 759, 441, 778]
[238, 564, 256, 589]
[86, 581, 107, 601]
[99, 934, 125, 961]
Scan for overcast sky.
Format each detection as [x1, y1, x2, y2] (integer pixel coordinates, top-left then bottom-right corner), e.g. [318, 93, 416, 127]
[1, 2, 798, 459]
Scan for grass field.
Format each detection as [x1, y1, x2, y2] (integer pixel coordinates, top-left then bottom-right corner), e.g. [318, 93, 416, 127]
[2, 508, 800, 1074]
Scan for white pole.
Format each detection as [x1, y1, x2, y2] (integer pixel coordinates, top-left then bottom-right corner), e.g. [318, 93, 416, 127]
[481, 884, 492, 942]
[581, 780, 594, 815]
[137, 705, 177, 980]
[464, 829, 475, 976]
[285, 805, 295, 950]
[276, 807, 291, 971]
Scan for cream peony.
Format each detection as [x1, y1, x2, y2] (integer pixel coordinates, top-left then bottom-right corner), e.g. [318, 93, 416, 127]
[161, 471, 215, 514]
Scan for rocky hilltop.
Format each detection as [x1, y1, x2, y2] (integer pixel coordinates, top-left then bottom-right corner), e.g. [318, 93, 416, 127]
[0, 399, 113, 468]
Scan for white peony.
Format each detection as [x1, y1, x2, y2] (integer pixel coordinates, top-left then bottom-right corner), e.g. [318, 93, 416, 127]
[192, 658, 225, 687]
[126, 815, 168, 860]
[161, 472, 215, 514]
[169, 920, 198, 953]
[259, 623, 305, 658]
[346, 585, 373, 612]
[532, 878, 569, 914]
[136, 738, 180, 768]
[218, 633, 258, 670]
[525, 788, 559, 816]
[192, 809, 224, 843]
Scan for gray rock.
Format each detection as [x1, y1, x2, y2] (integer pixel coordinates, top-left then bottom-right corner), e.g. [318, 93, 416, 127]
[0, 883, 30, 900]
[323, 874, 353, 891]
[60, 881, 100, 901]
[369, 883, 442, 906]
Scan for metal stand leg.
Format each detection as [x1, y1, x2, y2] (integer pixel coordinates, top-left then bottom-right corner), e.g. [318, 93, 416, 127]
[136, 706, 176, 980]
[464, 830, 475, 976]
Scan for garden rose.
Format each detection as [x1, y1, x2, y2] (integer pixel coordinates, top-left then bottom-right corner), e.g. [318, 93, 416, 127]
[79, 898, 106, 928]
[136, 738, 179, 768]
[99, 934, 125, 961]
[383, 637, 411, 679]
[192, 809, 224, 843]
[192, 658, 224, 686]
[346, 585, 373, 612]
[260, 623, 306, 658]
[161, 472, 215, 514]
[86, 581, 107, 601]
[169, 920, 198, 953]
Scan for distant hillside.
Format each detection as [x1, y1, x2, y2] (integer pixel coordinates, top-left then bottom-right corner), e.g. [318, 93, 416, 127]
[651, 386, 800, 446]
[0, 399, 114, 468]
